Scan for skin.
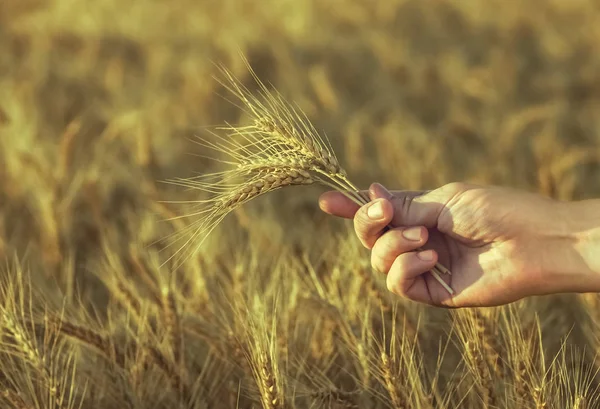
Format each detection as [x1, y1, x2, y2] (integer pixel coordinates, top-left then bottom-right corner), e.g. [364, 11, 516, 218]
[319, 182, 600, 308]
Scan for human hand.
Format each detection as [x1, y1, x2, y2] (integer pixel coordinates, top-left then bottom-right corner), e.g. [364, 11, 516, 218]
[319, 182, 600, 307]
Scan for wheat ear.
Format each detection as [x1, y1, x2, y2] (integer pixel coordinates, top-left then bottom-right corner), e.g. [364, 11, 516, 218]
[162, 58, 454, 294]
[52, 318, 126, 369]
[161, 286, 182, 364]
[380, 351, 407, 409]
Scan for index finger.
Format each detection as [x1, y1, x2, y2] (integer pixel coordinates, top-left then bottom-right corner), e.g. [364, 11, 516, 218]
[318, 188, 427, 219]
[318, 191, 365, 219]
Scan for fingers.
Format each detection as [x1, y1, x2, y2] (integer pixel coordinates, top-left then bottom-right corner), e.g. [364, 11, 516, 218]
[353, 198, 394, 249]
[385, 250, 456, 307]
[388, 183, 467, 228]
[318, 185, 427, 220]
[368, 183, 396, 201]
[318, 191, 362, 219]
[386, 250, 439, 299]
[371, 226, 428, 274]
[367, 182, 445, 229]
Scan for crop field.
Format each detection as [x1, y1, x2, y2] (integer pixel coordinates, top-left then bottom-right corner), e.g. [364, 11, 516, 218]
[2, 0, 600, 408]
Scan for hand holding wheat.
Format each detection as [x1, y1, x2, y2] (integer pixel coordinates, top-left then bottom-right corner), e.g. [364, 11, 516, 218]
[321, 182, 600, 307]
[163, 61, 454, 294]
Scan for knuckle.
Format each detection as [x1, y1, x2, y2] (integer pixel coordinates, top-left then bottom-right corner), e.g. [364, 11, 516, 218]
[390, 196, 413, 224]
[354, 225, 370, 249]
[393, 253, 408, 271]
[443, 182, 470, 194]
[353, 207, 369, 232]
[371, 246, 391, 274]
[370, 251, 382, 273]
[371, 232, 402, 273]
[386, 273, 399, 294]
[382, 231, 402, 252]
[354, 207, 378, 247]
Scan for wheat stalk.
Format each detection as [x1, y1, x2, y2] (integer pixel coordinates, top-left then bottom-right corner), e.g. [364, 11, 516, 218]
[162, 58, 454, 295]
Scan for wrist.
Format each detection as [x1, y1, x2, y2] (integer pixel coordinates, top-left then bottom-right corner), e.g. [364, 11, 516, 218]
[547, 199, 600, 293]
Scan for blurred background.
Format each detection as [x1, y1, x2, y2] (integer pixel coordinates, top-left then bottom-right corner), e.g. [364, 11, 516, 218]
[2, 0, 600, 277]
[3, 1, 600, 407]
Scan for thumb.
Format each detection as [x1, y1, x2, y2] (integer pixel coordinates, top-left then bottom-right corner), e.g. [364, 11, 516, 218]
[369, 182, 466, 229]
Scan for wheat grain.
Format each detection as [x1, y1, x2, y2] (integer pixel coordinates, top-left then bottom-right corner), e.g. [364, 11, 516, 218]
[257, 351, 283, 409]
[1, 310, 39, 367]
[218, 167, 314, 211]
[1, 310, 64, 408]
[464, 340, 497, 408]
[455, 309, 499, 408]
[472, 309, 503, 377]
[381, 351, 406, 409]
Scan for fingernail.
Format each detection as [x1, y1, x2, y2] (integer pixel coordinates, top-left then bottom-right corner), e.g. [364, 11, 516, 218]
[370, 183, 393, 200]
[367, 200, 385, 220]
[402, 227, 422, 241]
[417, 250, 434, 261]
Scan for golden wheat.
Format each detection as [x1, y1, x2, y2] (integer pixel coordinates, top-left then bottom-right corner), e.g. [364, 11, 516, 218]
[3, 1, 600, 408]
[455, 310, 500, 408]
[162, 59, 454, 294]
[380, 351, 407, 409]
[52, 318, 126, 369]
[160, 286, 182, 364]
[2, 389, 31, 409]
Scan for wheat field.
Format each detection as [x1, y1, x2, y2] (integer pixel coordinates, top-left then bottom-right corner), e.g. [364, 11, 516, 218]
[2, 0, 600, 408]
